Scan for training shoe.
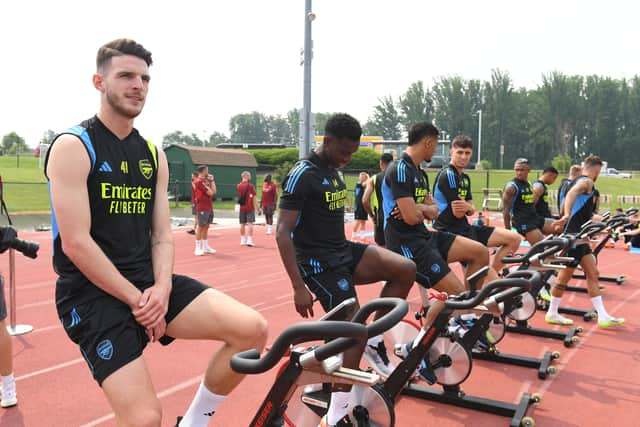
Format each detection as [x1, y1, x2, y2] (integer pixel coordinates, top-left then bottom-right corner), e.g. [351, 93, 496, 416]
[318, 414, 353, 427]
[186, 229, 196, 235]
[246, 238, 255, 247]
[363, 341, 395, 378]
[266, 226, 273, 235]
[598, 317, 625, 328]
[538, 287, 552, 303]
[203, 246, 217, 254]
[1, 383, 17, 408]
[240, 237, 247, 246]
[545, 314, 574, 326]
[194, 248, 204, 256]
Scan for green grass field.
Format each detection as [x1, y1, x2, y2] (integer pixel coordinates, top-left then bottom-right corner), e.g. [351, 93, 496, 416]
[1, 155, 639, 213]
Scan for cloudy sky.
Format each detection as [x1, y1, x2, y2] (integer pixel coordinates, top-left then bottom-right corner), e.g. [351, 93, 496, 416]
[1, 0, 638, 147]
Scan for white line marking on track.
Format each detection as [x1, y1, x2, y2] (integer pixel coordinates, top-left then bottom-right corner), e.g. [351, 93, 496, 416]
[536, 288, 640, 397]
[15, 357, 84, 382]
[17, 299, 54, 310]
[79, 375, 203, 427]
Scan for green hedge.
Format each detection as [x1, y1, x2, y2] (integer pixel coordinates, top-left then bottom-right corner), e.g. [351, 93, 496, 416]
[246, 148, 299, 165]
[348, 148, 379, 170]
[246, 147, 380, 170]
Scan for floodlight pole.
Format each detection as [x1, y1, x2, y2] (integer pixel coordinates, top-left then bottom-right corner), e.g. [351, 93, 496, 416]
[477, 109, 483, 164]
[301, 0, 314, 159]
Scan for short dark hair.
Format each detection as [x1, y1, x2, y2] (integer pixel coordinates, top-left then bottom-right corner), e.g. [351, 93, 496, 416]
[197, 165, 207, 173]
[97, 38, 153, 71]
[452, 135, 473, 149]
[325, 113, 362, 142]
[543, 166, 559, 175]
[264, 174, 272, 183]
[191, 171, 198, 177]
[569, 164, 582, 176]
[380, 153, 393, 165]
[408, 122, 439, 146]
[584, 155, 603, 168]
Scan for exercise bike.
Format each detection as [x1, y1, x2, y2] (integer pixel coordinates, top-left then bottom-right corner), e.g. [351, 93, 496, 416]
[230, 297, 408, 427]
[533, 222, 612, 322]
[566, 208, 637, 289]
[289, 275, 540, 427]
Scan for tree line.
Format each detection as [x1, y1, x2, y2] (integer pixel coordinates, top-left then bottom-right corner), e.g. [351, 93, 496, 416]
[163, 71, 640, 170]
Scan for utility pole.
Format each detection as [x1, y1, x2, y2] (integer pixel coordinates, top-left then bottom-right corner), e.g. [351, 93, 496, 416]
[300, 0, 315, 159]
[477, 109, 482, 165]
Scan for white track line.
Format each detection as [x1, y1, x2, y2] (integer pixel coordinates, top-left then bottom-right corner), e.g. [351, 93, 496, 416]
[79, 375, 203, 427]
[537, 288, 640, 397]
[15, 357, 84, 382]
[17, 299, 54, 310]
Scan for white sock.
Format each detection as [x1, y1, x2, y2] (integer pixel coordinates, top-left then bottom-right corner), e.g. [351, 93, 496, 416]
[195, 240, 201, 250]
[1, 374, 14, 390]
[327, 391, 351, 425]
[591, 295, 611, 319]
[180, 381, 225, 427]
[548, 296, 561, 317]
[367, 334, 383, 347]
[203, 240, 210, 249]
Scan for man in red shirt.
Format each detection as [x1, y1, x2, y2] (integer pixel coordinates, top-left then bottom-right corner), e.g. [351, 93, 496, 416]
[259, 174, 278, 235]
[237, 171, 257, 246]
[194, 165, 217, 255]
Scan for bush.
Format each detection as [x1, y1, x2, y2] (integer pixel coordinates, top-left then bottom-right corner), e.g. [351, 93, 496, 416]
[551, 154, 572, 173]
[247, 148, 299, 166]
[348, 148, 380, 170]
[479, 159, 492, 170]
[275, 161, 295, 185]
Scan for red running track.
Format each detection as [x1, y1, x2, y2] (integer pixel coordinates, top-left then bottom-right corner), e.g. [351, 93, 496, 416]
[1, 223, 639, 426]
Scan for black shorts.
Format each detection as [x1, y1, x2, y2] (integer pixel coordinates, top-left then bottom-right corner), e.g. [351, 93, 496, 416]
[514, 217, 545, 237]
[302, 242, 368, 312]
[263, 206, 275, 216]
[0, 275, 6, 321]
[468, 225, 495, 246]
[59, 274, 209, 385]
[197, 210, 214, 226]
[354, 207, 368, 221]
[239, 211, 256, 224]
[566, 244, 593, 268]
[388, 231, 456, 289]
[374, 223, 385, 246]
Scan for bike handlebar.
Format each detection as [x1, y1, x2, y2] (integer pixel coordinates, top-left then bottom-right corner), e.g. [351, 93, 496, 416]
[445, 277, 531, 310]
[230, 321, 367, 374]
[350, 298, 409, 338]
[577, 222, 607, 239]
[230, 298, 408, 375]
[502, 238, 569, 264]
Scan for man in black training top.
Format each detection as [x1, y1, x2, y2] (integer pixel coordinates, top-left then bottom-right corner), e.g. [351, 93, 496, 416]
[557, 164, 582, 214]
[533, 166, 559, 219]
[547, 155, 624, 328]
[382, 123, 498, 371]
[502, 158, 557, 245]
[45, 39, 267, 427]
[362, 153, 394, 246]
[433, 135, 521, 274]
[276, 114, 415, 427]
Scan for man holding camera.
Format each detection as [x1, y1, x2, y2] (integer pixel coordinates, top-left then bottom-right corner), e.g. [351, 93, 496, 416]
[194, 165, 217, 255]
